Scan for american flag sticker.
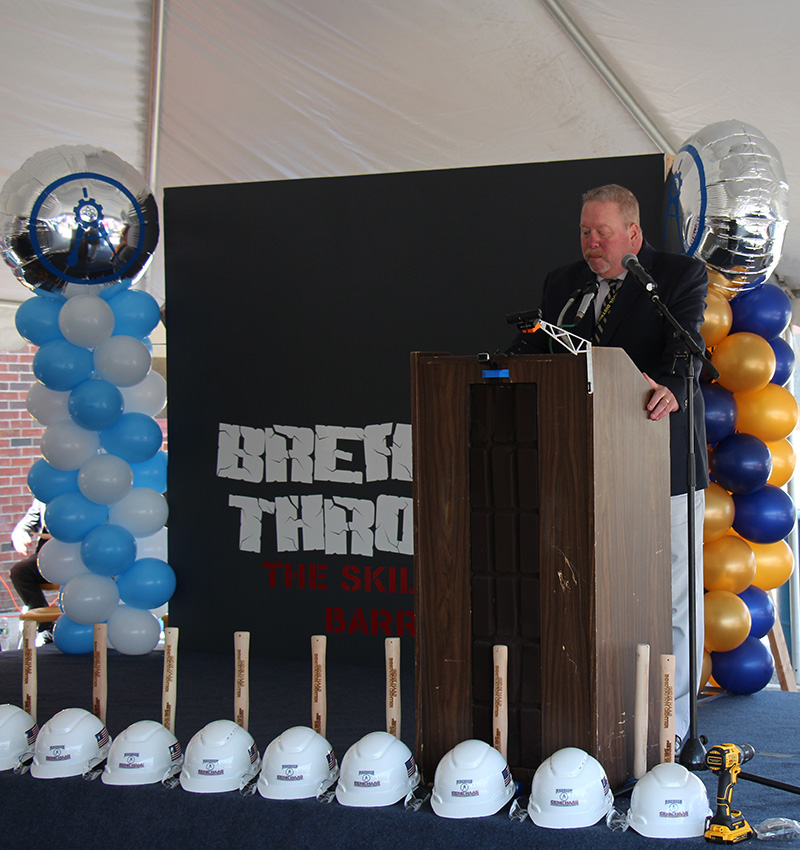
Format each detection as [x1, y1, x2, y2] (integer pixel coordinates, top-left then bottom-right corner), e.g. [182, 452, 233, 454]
[405, 756, 416, 778]
[95, 727, 110, 749]
[326, 750, 336, 771]
[502, 766, 511, 786]
[248, 743, 258, 764]
[169, 741, 182, 761]
[26, 724, 39, 746]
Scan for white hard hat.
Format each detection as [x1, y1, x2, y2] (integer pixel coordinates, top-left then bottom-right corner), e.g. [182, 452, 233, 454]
[627, 762, 711, 838]
[335, 731, 420, 807]
[180, 720, 260, 794]
[31, 708, 111, 779]
[257, 725, 338, 800]
[0, 704, 38, 771]
[528, 747, 613, 828]
[102, 720, 183, 786]
[431, 739, 515, 819]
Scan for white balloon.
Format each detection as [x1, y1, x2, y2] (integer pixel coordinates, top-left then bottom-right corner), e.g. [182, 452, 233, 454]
[40, 419, 101, 471]
[135, 526, 168, 561]
[57, 293, 114, 348]
[120, 370, 167, 416]
[77, 453, 134, 505]
[60, 573, 119, 625]
[108, 487, 168, 537]
[93, 335, 151, 387]
[27, 382, 71, 425]
[107, 605, 161, 655]
[37, 539, 91, 585]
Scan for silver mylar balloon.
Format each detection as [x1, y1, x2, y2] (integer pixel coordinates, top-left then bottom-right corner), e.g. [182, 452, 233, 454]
[0, 145, 159, 294]
[667, 120, 788, 291]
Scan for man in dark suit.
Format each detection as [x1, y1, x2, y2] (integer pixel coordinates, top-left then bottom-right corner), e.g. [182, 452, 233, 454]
[509, 184, 709, 745]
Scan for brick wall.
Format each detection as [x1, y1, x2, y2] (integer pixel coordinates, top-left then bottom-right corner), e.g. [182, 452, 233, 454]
[0, 345, 167, 612]
[0, 346, 45, 610]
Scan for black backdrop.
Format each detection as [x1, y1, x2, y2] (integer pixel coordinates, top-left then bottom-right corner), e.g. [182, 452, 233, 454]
[163, 154, 665, 665]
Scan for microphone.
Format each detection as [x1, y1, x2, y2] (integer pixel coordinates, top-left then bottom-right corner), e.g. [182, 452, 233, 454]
[574, 280, 599, 321]
[622, 253, 657, 291]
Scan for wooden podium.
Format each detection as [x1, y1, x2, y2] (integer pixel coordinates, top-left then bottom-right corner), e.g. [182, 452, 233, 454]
[411, 349, 672, 790]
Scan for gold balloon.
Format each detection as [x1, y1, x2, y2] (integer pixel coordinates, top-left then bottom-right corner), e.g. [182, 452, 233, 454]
[767, 438, 797, 487]
[704, 590, 752, 652]
[704, 482, 735, 542]
[703, 534, 756, 593]
[711, 332, 776, 393]
[735, 383, 799, 442]
[749, 539, 795, 591]
[701, 289, 733, 348]
[707, 269, 747, 301]
[700, 650, 713, 692]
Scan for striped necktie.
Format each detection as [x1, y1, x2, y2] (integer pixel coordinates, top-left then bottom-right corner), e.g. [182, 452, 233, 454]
[594, 279, 620, 343]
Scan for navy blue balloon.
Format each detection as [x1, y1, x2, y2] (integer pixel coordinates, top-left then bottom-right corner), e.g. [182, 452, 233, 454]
[702, 383, 738, 444]
[711, 636, 774, 694]
[100, 412, 163, 464]
[33, 338, 94, 392]
[15, 295, 65, 346]
[732, 484, 796, 544]
[769, 337, 795, 386]
[117, 557, 176, 609]
[131, 449, 167, 492]
[709, 433, 772, 494]
[730, 283, 792, 339]
[737, 585, 775, 639]
[44, 490, 108, 543]
[53, 615, 95, 654]
[81, 523, 137, 577]
[108, 288, 161, 339]
[27, 459, 79, 503]
[68, 378, 124, 431]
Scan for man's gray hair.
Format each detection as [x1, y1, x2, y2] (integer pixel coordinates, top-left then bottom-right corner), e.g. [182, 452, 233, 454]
[582, 184, 640, 226]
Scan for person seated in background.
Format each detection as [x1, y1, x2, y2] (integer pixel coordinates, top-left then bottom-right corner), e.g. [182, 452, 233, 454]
[10, 498, 54, 642]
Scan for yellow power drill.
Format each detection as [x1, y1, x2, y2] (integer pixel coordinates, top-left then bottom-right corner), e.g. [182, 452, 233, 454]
[704, 743, 756, 843]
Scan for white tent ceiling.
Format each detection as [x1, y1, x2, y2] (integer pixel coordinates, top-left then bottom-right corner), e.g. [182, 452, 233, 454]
[2, 0, 799, 339]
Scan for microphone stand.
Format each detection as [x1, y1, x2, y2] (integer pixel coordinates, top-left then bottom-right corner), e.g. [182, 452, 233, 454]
[633, 276, 718, 771]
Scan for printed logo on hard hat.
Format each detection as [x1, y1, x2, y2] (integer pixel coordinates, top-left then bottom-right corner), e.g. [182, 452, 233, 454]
[452, 779, 479, 798]
[200, 758, 224, 776]
[26, 724, 39, 746]
[552, 787, 579, 807]
[169, 742, 182, 762]
[354, 769, 380, 788]
[277, 763, 303, 782]
[121, 751, 145, 770]
[46, 745, 70, 762]
[660, 799, 690, 819]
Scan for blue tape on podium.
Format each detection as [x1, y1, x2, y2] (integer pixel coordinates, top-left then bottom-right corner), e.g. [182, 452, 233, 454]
[482, 369, 509, 379]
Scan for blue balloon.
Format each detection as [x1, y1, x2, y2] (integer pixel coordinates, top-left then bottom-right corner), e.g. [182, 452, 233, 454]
[711, 636, 774, 695]
[116, 557, 176, 609]
[15, 295, 66, 346]
[730, 283, 792, 339]
[100, 412, 163, 464]
[68, 378, 124, 431]
[732, 484, 796, 544]
[27, 459, 79, 503]
[44, 491, 108, 543]
[702, 383, 738, 444]
[769, 337, 795, 386]
[108, 288, 161, 339]
[53, 615, 95, 654]
[97, 278, 133, 301]
[32, 338, 95, 392]
[81, 523, 137, 577]
[709, 433, 772, 494]
[131, 450, 168, 492]
[738, 586, 776, 639]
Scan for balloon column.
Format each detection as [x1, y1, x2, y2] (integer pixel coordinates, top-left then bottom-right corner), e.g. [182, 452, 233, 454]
[0, 145, 170, 655]
[671, 121, 795, 695]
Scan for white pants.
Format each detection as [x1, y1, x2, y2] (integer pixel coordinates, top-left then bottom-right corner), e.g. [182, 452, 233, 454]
[671, 490, 705, 741]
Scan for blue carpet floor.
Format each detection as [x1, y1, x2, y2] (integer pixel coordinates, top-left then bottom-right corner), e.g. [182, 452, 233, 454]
[0, 643, 797, 849]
